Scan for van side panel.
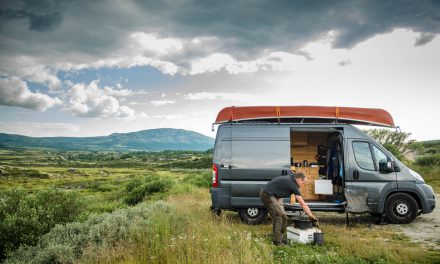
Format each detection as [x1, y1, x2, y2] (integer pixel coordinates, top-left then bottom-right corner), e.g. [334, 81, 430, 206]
[230, 125, 290, 208]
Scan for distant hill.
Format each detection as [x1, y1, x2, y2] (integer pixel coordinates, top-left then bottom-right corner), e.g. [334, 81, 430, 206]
[0, 128, 214, 151]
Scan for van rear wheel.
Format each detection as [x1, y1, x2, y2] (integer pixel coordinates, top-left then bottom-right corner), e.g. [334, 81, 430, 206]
[238, 208, 267, 225]
[385, 193, 418, 224]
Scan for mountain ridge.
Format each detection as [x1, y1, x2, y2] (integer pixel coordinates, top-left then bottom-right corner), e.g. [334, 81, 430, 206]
[0, 128, 214, 151]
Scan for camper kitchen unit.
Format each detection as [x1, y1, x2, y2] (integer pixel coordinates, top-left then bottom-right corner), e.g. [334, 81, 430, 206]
[210, 106, 436, 224]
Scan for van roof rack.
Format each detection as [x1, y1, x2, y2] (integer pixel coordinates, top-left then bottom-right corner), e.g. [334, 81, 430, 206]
[214, 106, 395, 127]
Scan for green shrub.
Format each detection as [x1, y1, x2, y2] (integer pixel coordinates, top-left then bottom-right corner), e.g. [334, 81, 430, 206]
[0, 167, 49, 178]
[364, 129, 417, 161]
[159, 155, 212, 169]
[5, 201, 177, 264]
[415, 153, 440, 166]
[0, 188, 84, 261]
[123, 175, 174, 205]
[182, 170, 212, 188]
[424, 147, 439, 154]
[382, 143, 404, 160]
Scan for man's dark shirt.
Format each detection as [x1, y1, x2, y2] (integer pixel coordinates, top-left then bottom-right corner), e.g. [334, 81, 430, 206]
[262, 175, 301, 198]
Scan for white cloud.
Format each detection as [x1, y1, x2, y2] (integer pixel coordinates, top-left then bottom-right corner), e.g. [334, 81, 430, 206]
[138, 112, 148, 118]
[103, 87, 133, 97]
[130, 32, 183, 56]
[0, 122, 80, 137]
[151, 100, 175, 106]
[152, 114, 186, 119]
[190, 53, 237, 74]
[65, 80, 136, 119]
[337, 60, 352, 67]
[0, 56, 61, 91]
[189, 52, 307, 75]
[0, 76, 62, 111]
[184, 92, 255, 101]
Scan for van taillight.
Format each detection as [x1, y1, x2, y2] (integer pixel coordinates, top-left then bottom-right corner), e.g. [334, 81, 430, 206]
[212, 164, 219, 188]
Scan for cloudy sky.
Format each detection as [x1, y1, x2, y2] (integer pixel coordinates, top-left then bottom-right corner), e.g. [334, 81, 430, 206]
[0, 0, 439, 140]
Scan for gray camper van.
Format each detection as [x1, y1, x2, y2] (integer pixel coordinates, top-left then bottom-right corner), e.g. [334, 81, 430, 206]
[210, 107, 436, 225]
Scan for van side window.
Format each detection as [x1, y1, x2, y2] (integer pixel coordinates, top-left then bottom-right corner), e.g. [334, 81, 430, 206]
[372, 145, 387, 171]
[352, 141, 375, 171]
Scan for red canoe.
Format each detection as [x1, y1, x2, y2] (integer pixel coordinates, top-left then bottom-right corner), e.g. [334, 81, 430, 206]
[214, 106, 395, 127]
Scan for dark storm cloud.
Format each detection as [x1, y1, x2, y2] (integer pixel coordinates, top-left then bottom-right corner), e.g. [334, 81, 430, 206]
[0, 0, 439, 69]
[133, 0, 440, 54]
[0, 0, 69, 31]
[0, 9, 62, 31]
[415, 32, 437, 46]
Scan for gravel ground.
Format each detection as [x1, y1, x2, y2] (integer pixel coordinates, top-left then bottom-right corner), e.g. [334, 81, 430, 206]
[310, 194, 439, 250]
[393, 194, 440, 249]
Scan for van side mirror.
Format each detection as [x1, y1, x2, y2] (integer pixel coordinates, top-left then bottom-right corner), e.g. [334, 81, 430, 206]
[379, 157, 395, 173]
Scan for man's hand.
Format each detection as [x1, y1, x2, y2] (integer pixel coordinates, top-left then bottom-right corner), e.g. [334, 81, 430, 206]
[310, 216, 320, 227]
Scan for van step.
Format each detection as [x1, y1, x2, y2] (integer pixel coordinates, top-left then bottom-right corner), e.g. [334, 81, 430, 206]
[284, 202, 346, 212]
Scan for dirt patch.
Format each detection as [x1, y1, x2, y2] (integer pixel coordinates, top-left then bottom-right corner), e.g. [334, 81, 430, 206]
[309, 195, 439, 250]
[393, 194, 440, 249]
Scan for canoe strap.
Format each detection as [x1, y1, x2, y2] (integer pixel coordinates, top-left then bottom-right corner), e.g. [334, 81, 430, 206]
[335, 106, 340, 122]
[276, 106, 281, 123]
[230, 106, 235, 121]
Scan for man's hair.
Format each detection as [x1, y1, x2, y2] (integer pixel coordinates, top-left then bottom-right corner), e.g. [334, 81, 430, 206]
[293, 172, 306, 180]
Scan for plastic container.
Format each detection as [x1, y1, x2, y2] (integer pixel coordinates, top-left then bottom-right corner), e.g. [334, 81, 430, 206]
[313, 231, 324, 246]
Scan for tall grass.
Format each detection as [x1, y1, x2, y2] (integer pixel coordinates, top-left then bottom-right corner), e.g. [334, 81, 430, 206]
[85, 187, 440, 264]
[415, 153, 440, 166]
[5, 201, 178, 264]
[5, 186, 439, 263]
[2, 148, 439, 263]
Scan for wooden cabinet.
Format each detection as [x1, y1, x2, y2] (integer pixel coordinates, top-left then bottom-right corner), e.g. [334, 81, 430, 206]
[290, 167, 320, 201]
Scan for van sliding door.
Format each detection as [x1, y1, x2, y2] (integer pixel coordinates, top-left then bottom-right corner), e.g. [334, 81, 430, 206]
[230, 125, 290, 207]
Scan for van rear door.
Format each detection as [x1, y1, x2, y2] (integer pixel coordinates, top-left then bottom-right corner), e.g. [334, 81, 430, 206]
[213, 125, 232, 184]
[229, 125, 290, 207]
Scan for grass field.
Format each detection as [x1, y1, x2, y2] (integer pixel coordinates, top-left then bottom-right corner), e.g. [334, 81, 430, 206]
[1, 149, 439, 263]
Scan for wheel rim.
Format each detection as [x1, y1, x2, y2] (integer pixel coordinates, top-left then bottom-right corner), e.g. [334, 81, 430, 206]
[247, 208, 259, 218]
[393, 199, 411, 217]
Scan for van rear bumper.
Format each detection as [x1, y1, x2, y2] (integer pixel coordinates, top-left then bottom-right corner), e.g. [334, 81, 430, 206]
[210, 187, 232, 210]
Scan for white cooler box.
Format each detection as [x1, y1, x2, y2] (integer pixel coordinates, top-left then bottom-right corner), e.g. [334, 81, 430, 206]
[287, 226, 321, 244]
[314, 179, 333, 194]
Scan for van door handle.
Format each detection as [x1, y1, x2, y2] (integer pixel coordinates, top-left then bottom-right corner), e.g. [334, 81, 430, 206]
[353, 170, 359, 180]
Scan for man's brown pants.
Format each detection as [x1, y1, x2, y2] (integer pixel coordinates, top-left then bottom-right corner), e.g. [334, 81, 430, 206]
[260, 190, 288, 244]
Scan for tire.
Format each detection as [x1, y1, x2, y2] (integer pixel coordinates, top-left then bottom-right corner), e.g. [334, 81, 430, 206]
[210, 208, 222, 216]
[238, 208, 267, 225]
[384, 193, 419, 224]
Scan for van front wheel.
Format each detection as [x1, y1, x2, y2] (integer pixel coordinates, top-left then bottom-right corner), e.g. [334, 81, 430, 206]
[385, 193, 418, 224]
[238, 208, 267, 225]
